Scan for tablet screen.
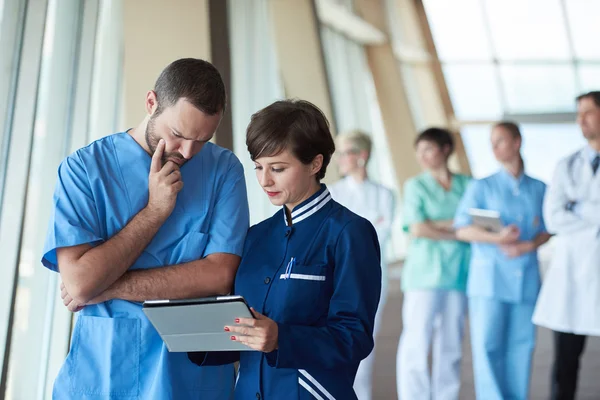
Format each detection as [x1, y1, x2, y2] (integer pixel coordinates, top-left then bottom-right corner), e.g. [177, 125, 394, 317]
[143, 295, 249, 309]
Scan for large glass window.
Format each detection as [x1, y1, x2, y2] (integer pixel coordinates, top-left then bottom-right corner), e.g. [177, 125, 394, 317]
[228, 0, 283, 225]
[319, 23, 403, 262]
[578, 65, 600, 93]
[483, 0, 570, 61]
[0, 0, 49, 386]
[424, 0, 600, 116]
[424, 0, 491, 61]
[4, 1, 82, 397]
[461, 123, 587, 182]
[565, 0, 600, 60]
[443, 64, 503, 120]
[423, 0, 597, 184]
[499, 65, 577, 113]
[0, 0, 28, 218]
[0, 0, 121, 398]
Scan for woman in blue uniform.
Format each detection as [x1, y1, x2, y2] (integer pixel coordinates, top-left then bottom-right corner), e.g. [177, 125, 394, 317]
[454, 122, 551, 400]
[189, 99, 382, 400]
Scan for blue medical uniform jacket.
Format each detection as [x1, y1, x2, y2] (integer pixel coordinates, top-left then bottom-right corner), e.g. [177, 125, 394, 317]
[190, 186, 382, 400]
[41, 132, 250, 399]
[454, 169, 547, 304]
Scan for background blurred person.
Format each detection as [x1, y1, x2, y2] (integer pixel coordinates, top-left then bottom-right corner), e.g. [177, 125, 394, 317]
[533, 91, 600, 400]
[396, 128, 471, 400]
[455, 122, 551, 400]
[329, 130, 394, 400]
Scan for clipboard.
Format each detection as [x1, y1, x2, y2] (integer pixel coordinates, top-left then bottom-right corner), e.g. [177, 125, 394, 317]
[468, 208, 503, 233]
[142, 295, 254, 352]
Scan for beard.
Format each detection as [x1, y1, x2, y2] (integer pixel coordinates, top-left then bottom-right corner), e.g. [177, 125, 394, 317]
[145, 115, 187, 166]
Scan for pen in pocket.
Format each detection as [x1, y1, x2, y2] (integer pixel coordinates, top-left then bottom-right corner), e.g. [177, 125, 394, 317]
[284, 257, 296, 279]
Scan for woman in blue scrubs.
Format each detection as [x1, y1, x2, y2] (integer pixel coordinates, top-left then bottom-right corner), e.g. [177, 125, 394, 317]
[454, 122, 551, 400]
[189, 99, 382, 400]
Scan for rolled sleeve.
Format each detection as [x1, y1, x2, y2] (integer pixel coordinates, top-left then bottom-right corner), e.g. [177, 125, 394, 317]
[402, 179, 426, 232]
[41, 154, 104, 272]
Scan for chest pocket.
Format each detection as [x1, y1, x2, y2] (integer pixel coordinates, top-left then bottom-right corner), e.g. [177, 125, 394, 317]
[137, 210, 210, 269]
[278, 263, 329, 324]
[169, 231, 209, 264]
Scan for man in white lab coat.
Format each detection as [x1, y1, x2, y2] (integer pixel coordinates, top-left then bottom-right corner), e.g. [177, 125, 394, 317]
[329, 130, 395, 400]
[533, 91, 600, 400]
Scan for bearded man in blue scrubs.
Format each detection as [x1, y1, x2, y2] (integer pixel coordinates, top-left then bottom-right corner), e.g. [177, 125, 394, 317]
[41, 58, 249, 399]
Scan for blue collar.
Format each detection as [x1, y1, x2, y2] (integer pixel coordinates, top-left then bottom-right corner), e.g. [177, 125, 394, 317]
[498, 167, 526, 185]
[584, 145, 600, 163]
[497, 168, 527, 196]
[283, 184, 332, 226]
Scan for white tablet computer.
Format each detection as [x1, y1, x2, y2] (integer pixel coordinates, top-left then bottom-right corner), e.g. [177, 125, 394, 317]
[468, 208, 503, 233]
[142, 295, 254, 352]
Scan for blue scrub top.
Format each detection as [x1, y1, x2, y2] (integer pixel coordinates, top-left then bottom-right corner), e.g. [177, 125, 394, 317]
[42, 132, 249, 399]
[190, 185, 382, 400]
[454, 169, 547, 304]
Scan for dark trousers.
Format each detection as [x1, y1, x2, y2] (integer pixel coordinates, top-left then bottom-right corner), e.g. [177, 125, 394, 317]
[550, 331, 587, 400]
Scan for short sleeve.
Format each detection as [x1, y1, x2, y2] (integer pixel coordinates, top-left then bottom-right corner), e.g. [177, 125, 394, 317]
[402, 178, 426, 232]
[204, 155, 250, 257]
[453, 179, 483, 229]
[41, 154, 104, 272]
[458, 174, 473, 193]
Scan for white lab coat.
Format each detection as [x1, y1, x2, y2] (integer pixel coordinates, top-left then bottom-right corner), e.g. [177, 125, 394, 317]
[329, 176, 394, 400]
[533, 147, 600, 336]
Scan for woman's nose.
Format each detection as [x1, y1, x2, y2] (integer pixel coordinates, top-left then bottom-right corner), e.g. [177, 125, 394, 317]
[259, 171, 272, 187]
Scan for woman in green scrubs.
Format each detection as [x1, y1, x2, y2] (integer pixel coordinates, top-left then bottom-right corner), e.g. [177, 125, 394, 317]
[396, 127, 471, 400]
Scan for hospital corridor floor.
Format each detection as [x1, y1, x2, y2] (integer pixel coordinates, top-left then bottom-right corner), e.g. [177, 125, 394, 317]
[373, 278, 600, 400]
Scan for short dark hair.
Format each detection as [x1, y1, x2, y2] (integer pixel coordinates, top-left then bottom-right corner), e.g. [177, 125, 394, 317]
[246, 99, 335, 181]
[153, 58, 226, 116]
[415, 127, 455, 155]
[494, 121, 522, 139]
[576, 91, 600, 108]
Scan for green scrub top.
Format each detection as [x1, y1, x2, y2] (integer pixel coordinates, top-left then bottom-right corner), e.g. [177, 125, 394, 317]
[401, 172, 471, 292]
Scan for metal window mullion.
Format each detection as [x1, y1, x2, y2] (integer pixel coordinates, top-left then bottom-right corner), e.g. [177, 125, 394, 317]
[0, 0, 29, 220]
[38, 2, 100, 399]
[69, 0, 100, 153]
[479, 0, 508, 115]
[0, 0, 50, 395]
[559, 0, 581, 94]
[111, 0, 124, 132]
[87, 0, 123, 142]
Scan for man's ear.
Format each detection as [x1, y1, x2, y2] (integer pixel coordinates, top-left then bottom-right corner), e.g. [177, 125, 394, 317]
[145, 90, 159, 115]
[359, 149, 369, 165]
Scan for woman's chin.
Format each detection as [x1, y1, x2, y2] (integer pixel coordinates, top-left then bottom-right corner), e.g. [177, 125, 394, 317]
[266, 196, 285, 207]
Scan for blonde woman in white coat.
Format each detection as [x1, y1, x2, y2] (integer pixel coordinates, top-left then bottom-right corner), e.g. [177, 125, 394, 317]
[329, 130, 394, 400]
[533, 91, 600, 400]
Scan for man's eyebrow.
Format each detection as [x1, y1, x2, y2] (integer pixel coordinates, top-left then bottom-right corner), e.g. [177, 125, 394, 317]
[173, 128, 210, 143]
